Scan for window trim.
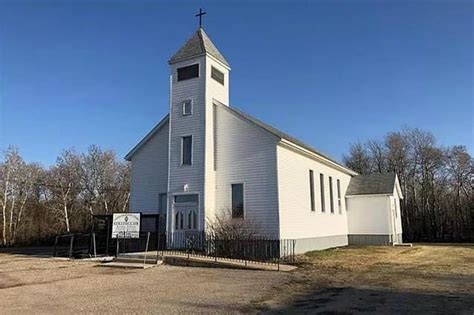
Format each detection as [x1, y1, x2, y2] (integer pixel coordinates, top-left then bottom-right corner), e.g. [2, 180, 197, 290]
[182, 99, 193, 116]
[230, 183, 245, 219]
[181, 135, 193, 166]
[159, 193, 167, 215]
[309, 170, 315, 212]
[320, 174, 325, 212]
[176, 63, 200, 82]
[211, 66, 224, 85]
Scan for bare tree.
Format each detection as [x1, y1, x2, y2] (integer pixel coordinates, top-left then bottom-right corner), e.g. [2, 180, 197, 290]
[207, 209, 262, 239]
[343, 142, 371, 174]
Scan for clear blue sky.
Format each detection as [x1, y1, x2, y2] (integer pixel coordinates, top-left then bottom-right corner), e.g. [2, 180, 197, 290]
[1, 0, 472, 166]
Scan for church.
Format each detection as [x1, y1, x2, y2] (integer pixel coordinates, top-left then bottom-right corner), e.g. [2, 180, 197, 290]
[125, 26, 403, 254]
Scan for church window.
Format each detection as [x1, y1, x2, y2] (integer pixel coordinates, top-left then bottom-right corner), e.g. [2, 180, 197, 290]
[320, 174, 325, 212]
[182, 100, 193, 116]
[181, 136, 192, 165]
[309, 170, 315, 211]
[188, 211, 197, 229]
[211, 66, 224, 85]
[231, 184, 244, 218]
[329, 176, 334, 213]
[175, 211, 184, 230]
[174, 194, 198, 203]
[159, 193, 167, 214]
[177, 64, 199, 81]
[336, 179, 342, 214]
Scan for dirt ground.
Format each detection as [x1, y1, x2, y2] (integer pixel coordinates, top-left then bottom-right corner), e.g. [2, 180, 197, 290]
[0, 245, 472, 314]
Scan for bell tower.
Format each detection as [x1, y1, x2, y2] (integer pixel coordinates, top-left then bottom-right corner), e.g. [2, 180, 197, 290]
[167, 24, 231, 233]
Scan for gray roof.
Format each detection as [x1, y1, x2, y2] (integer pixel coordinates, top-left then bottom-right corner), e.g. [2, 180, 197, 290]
[346, 173, 397, 196]
[169, 28, 230, 67]
[214, 100, 356, 175]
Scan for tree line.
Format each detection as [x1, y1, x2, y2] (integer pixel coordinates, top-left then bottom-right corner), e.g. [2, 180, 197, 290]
[343, 127, 473, 242]
[0, 145, 130, 246]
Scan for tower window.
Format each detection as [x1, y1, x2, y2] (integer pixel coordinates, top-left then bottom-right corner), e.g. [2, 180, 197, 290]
[211, 66, 224, 85]
[182, 100, 193, 116]
[177, 64, 199, 81]
[181, 136, 192, 165]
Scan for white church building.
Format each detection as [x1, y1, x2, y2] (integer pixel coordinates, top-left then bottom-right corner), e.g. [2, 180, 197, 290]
[125, 27, 403, 253]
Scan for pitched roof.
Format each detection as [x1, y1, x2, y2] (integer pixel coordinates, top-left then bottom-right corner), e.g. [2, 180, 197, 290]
[168, 28, 230, 67]
[214, 100, 357, 175]
[346, 173, 397, 196]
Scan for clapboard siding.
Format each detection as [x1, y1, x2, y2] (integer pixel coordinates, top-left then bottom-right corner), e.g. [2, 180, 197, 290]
[204, 56, 230, 223]
[214, 104, 280, 237]
[277, 144, 351, 239]
[168, 57, 207, 229]
[129, 121, 169, 213]
[346, 195, 391, 235]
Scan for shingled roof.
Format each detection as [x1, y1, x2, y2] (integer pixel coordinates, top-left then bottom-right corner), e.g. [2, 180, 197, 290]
[168, 28, 230, 67]
[346, 173, 397, 196]
[214, 100, 356, 175]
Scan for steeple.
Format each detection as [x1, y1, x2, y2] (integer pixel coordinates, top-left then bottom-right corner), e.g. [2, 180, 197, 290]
[168, 28, 230, 68]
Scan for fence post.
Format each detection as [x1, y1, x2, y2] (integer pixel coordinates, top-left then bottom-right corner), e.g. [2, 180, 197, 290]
[92, 233, 97, 258]
[68, 235, 74, 259]
[292, 239, 296, 265]
[116, 235, 119, 258]
[144, 232, 150, 266]
[53, 236, 59, 257]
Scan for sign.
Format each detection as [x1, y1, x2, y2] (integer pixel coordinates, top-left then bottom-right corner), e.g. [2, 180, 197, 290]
[111, 213, 140, 239]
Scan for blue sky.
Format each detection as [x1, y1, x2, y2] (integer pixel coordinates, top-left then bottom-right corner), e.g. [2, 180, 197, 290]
[1, 0, 472, 166]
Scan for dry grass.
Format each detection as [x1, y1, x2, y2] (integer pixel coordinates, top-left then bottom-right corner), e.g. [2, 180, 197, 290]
[293, 245, 473, 294]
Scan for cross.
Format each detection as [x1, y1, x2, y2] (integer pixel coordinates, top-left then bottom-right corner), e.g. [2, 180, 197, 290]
[195, 8, 206, 28]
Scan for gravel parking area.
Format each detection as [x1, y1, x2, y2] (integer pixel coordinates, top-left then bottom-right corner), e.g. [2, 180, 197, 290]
[0, 245, 472, 314]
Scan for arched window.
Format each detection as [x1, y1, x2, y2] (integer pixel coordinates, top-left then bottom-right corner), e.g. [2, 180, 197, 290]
[175, 211, 184, 230]
[188, 211, 197, 230]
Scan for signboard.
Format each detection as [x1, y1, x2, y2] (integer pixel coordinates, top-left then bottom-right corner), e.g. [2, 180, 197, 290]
[111, 213, 140, 239]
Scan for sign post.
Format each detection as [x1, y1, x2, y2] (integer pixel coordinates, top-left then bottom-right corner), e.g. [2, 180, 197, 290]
[111, 213, 141, 239]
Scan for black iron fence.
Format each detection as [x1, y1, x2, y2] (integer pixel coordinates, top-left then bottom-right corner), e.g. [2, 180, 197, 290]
[161, 232, 296, 266]
[53, 233, 96, 258]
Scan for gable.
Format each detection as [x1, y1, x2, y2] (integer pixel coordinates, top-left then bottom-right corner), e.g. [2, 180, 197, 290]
[125, 114, 169, 161]
[213, 100, 356, 176]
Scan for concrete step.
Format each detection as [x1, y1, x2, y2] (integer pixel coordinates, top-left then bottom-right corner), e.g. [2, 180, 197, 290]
[100, 261, 158, 269]
[114, 257, 161, 265]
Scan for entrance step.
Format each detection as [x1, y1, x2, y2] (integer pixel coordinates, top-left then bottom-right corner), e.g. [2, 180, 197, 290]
[114, 257, 161, 265]
[100, 261, 158, 269]
[394, 243, 413, 247]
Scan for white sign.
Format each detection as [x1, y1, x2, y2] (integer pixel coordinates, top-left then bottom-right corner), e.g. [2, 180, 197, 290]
[111, 213, 141, 239]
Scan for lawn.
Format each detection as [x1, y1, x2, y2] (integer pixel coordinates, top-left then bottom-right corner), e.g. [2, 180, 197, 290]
[0, 244, 472, 314]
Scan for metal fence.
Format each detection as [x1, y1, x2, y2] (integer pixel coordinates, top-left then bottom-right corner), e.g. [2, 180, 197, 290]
[53, 233, 96, 258]
[160, 232, 296, 266]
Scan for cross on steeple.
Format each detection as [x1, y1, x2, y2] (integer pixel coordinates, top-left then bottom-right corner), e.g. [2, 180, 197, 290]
[195, 8, 206, 28]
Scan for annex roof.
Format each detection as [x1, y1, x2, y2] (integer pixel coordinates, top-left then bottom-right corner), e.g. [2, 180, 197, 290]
[346, 173, 399, 196]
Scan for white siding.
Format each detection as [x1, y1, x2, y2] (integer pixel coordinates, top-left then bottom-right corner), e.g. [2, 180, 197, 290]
[346, 195, 391, 235]
[214, 104, 280, 237]
[168, 57, 207, 230]
[129, 121, 169, 213]
[277, 144, 351, 239]
[204, 56, 230, 225]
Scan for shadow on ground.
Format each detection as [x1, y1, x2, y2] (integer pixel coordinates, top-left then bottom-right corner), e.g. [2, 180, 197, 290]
[261, 286, 474, 314]
[0, 246, 55, 258]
